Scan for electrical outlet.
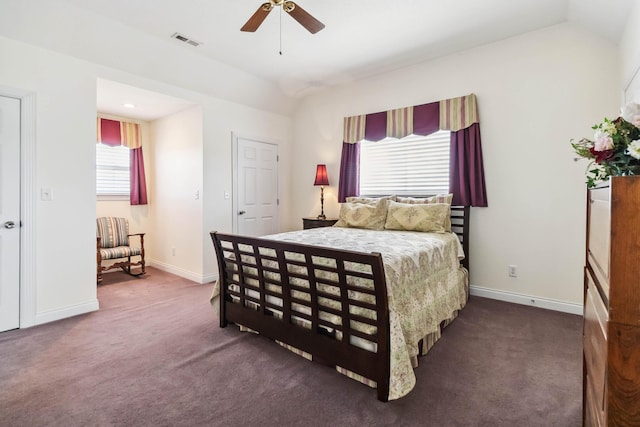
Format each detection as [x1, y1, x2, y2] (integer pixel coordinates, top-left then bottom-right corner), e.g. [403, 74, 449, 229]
[508, 265, 518, 277]
[172, 247, 176, 256]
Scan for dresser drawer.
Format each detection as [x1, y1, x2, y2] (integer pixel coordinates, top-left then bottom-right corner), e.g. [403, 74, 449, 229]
[585, 370, 604, 427]
[584, 270, 608, 419]
[587, 187, 610, 299]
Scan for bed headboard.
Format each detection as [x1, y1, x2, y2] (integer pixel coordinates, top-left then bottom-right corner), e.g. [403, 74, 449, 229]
[450, 206, 470, 272]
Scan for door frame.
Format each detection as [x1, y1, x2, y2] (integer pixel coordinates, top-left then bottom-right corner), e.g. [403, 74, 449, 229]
[0, 86, 37, 328]
[231, 132, 280, 235]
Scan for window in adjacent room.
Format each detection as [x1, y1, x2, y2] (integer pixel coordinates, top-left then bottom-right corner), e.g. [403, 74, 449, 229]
[359, 130, 451, 196]
[96, 143, 130, 198]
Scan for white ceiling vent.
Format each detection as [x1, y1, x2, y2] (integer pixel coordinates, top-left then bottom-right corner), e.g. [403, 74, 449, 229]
[170, 32, 202, 47]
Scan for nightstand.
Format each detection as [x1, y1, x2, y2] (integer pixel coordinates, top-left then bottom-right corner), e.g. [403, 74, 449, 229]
[302, 217, 338, 230]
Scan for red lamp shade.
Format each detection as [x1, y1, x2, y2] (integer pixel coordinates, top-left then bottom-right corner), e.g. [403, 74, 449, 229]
[313, 164, 329, 186]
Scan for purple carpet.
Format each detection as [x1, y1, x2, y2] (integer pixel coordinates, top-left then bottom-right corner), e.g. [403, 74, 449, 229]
[0, 267, 582, 426]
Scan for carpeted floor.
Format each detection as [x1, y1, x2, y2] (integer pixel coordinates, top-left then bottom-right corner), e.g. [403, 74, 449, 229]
[0, 267, 582, 426]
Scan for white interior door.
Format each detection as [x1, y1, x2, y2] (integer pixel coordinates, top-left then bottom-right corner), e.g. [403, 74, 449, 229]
[0, 95, 21, 332]
[235, 137, 279, 237]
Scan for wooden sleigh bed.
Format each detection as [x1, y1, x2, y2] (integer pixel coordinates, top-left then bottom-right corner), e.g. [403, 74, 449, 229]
[210, 205, 469, 402]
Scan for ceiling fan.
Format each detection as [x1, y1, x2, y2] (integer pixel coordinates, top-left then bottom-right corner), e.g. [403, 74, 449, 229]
[241, 0, 325, 34]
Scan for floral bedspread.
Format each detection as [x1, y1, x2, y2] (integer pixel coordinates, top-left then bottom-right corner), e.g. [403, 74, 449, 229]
[262, 226, 468, 400]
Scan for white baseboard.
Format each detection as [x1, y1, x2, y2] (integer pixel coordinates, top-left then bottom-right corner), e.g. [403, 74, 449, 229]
[35, 299, 99, 326]
[147, 259, 217, 284]
[202, 273, 218, 284]
[469, 285, 583, 315]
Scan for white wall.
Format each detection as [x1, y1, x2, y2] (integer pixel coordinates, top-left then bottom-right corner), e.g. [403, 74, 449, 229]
[201, 101, 294, 281]
[620, 2, 640, 93]
[0, 0, 294, 115]
[291, 23, 621, 308]
[0, 37, 98, 322]
[148, 106, 204, 280]
[0, 35, 293, 325]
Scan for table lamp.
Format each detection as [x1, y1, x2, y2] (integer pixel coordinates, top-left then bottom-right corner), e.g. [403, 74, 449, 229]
[313, 164, 329, 219]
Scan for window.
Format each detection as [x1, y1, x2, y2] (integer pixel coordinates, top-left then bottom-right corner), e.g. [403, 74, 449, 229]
[96, 143, 130, 197]
[359, 130, 451, 196]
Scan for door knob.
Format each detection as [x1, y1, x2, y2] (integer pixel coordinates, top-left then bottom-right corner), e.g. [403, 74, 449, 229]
[3, 221, 16, 229]
[238, 210, 246, 215]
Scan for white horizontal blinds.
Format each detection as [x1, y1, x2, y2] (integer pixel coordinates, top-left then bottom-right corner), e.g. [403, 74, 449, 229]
[360, 130, 451, 196]
[96, 143, 130, 195]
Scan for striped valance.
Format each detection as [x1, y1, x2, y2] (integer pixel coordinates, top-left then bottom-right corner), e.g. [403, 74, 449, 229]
[387, 107, 414, 139]
[440, 94, 479, 132]
[343, 115, 366, 144]
[97, 118, 142, 149]
[342, 93, 479, 143]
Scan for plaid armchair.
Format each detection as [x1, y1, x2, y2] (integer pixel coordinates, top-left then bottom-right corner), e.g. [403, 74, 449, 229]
[96, 217, 145, 283]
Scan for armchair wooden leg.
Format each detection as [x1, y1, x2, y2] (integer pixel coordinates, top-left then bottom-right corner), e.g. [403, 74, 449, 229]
[96, 238, 103, 283]
[140, 234, 145, 275]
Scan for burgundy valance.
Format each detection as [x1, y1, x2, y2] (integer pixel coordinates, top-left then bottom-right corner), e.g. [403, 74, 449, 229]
[338, 94, 487, 207]
[97, 118, 142, 149]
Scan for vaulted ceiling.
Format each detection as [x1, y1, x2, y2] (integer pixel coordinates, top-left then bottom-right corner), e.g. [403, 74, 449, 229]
[63, 0, 634, 97]
[0, 0, 634, 116]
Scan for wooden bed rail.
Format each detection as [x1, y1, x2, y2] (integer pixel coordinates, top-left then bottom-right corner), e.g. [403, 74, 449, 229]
[210, 232, 392, 401]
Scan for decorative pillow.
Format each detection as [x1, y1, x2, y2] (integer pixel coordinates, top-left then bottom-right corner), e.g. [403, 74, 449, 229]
[396, 194, 452, 205]
[345, 195, 396, 204]
[334, 199, 389, 230]
[395, 194, 453, 231]
[384, 201, 449, 233]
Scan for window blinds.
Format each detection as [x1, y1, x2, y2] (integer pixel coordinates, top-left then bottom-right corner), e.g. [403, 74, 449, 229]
[359, 130, 450, 196]
[96, 143, 130, 196]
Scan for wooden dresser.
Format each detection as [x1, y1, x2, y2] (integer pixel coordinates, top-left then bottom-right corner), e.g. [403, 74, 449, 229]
[584, 176, 640, 426]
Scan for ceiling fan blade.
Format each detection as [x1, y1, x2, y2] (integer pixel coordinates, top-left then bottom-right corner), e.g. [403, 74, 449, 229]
[285, 2, 325, 34]
[241, 3, 273, 32]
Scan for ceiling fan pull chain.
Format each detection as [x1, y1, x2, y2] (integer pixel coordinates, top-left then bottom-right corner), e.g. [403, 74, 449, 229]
[279, 6, 283, 55]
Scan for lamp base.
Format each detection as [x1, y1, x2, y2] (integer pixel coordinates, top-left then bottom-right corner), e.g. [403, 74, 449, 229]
[318, 186, 326, 220]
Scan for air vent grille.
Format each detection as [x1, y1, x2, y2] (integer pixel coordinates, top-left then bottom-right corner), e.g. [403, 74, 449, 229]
[170, 32, 202, 47]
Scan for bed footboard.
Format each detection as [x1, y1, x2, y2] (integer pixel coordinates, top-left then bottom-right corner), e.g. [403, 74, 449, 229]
[210, 232, 391, 401]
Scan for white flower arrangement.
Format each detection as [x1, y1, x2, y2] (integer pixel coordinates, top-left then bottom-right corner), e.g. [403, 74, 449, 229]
[572, 102, 640, 187]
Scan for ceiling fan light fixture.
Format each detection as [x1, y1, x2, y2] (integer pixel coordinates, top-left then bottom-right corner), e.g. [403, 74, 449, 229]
[241, 1, 324, 34]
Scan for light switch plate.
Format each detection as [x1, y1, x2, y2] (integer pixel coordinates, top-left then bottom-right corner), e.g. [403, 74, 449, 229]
[41, 187, 53, 201]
